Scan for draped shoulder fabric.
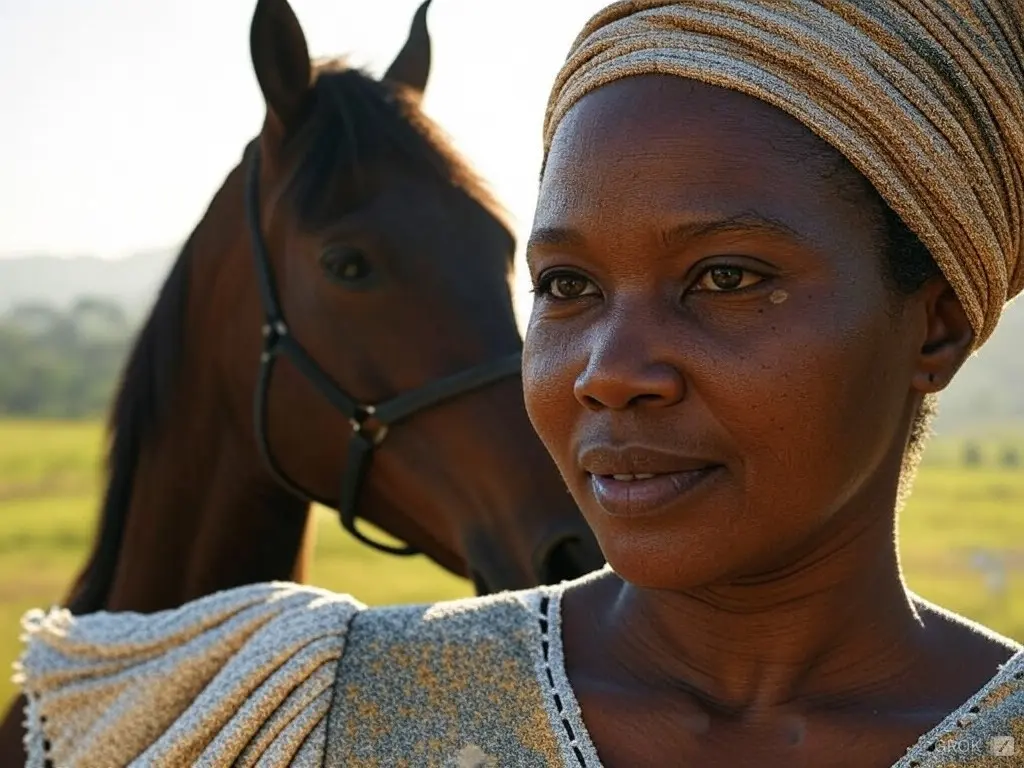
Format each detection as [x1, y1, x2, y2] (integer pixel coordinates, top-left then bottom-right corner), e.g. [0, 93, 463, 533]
[541, 0, 1024, 348]
[11, 578, 1024, 766]
[15, 583, 363, 767]
[13, 582, 570, 767]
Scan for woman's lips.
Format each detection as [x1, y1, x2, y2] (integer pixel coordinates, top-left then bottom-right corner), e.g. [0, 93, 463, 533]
[588, 466, 722, 518]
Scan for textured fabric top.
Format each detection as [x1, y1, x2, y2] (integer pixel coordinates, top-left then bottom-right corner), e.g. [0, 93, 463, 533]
[12, 578, 1024, 766]
[541, 0, 1024, 348]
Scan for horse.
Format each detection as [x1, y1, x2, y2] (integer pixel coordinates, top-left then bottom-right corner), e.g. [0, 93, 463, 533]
[0, 0, 605, 761]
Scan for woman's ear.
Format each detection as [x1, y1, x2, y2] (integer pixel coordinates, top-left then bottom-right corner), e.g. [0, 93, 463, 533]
[911, 278, 974, 393]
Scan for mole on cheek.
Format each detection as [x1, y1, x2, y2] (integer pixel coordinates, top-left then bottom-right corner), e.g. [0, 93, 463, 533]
[769, 289, 789, 305]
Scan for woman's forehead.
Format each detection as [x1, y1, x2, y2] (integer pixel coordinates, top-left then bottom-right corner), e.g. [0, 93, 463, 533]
[535, 76, 875, 250]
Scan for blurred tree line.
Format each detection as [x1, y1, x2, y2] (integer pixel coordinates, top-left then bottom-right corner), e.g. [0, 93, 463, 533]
[0, 298, 134, 418]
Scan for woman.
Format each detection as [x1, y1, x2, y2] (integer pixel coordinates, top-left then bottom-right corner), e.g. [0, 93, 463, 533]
[14, 1, 1024, 766]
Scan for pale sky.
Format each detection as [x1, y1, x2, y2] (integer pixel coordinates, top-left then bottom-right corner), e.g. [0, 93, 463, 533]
[0, 0, 611, 322]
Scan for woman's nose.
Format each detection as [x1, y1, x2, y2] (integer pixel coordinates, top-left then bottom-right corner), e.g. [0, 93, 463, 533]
[573, 318, 686, 411]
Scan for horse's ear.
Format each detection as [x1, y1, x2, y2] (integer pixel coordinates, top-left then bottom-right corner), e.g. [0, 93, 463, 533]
[383, 0, 433, 98]
[250, 0, 312, 131]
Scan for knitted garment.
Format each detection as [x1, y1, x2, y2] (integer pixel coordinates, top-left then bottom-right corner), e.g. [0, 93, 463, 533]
[13, 577, 1024, 767]
[541, 0, 1024, 349]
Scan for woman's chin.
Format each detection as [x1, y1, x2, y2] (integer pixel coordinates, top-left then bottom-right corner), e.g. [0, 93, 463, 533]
[597, 539, 738, 592]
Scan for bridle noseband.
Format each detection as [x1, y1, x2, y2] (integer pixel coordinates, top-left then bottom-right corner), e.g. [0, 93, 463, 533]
[243, 142, 522, 555]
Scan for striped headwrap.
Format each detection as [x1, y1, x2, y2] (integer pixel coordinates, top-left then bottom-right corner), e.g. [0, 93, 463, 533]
[542, 1, 1024, 347]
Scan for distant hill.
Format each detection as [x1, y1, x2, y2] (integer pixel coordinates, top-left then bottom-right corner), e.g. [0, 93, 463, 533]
[0, 250, 178, 320]
[0, 249, 1019, 435]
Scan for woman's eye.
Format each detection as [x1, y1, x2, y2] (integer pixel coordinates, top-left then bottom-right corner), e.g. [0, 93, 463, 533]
[320, 247, 372, 284]
[694, 265, 763, 292]
[538, 272, 599, 300]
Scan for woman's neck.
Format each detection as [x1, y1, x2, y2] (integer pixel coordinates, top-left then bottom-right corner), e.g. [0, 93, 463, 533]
[583, 505, 925, 715]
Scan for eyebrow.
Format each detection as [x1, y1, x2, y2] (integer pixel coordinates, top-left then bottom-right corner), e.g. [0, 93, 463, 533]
[526, 211, 807, 261]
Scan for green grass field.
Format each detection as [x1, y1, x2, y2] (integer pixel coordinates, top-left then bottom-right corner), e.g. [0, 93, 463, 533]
[0, 418, 1022, 713]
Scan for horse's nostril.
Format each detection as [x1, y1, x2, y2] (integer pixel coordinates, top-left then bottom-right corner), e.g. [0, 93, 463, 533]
[538, 537, 589, 585]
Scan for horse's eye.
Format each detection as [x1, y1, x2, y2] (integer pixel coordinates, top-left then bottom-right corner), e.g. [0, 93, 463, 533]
[320, 247, 372, 284]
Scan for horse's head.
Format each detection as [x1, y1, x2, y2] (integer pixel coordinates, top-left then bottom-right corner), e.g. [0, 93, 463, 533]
[232, 0, 604, 592]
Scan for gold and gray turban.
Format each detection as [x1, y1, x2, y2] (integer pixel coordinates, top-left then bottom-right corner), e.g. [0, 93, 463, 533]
[542, 1, 1024, 348]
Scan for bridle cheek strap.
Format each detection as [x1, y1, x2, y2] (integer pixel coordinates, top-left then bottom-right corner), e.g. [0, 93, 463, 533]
[244, 141, 522, 556]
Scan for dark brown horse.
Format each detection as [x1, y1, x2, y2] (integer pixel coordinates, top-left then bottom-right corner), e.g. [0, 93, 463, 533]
[0, 0, 604, 761]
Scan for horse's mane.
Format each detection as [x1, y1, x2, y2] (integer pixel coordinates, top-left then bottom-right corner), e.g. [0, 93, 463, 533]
[66, 61, 514, 614]
[66, 238, 192, 612]
[289, 58, 514, 240]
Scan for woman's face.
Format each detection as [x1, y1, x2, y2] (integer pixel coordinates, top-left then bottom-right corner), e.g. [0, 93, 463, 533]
[524, 75, 931, 589]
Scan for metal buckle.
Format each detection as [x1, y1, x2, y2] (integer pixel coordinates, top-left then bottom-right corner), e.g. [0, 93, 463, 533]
[349, 405, 389, 446]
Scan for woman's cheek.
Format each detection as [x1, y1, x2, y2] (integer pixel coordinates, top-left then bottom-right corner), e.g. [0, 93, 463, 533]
[523, 322, 583, 448]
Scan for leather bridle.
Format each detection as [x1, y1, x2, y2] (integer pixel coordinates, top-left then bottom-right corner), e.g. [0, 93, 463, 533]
[243, 141, 522, 555]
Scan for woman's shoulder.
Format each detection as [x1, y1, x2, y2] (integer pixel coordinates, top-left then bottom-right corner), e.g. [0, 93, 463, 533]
[325, 585, 569, 766]
[892, 606, 1019, 768]
[896, 632, 1024, 768]
[16, 582, 366, 767]
[14, 581, 565, 768]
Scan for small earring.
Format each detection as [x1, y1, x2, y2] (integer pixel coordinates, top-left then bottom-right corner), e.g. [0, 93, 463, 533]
[928, 373, 936, 384]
